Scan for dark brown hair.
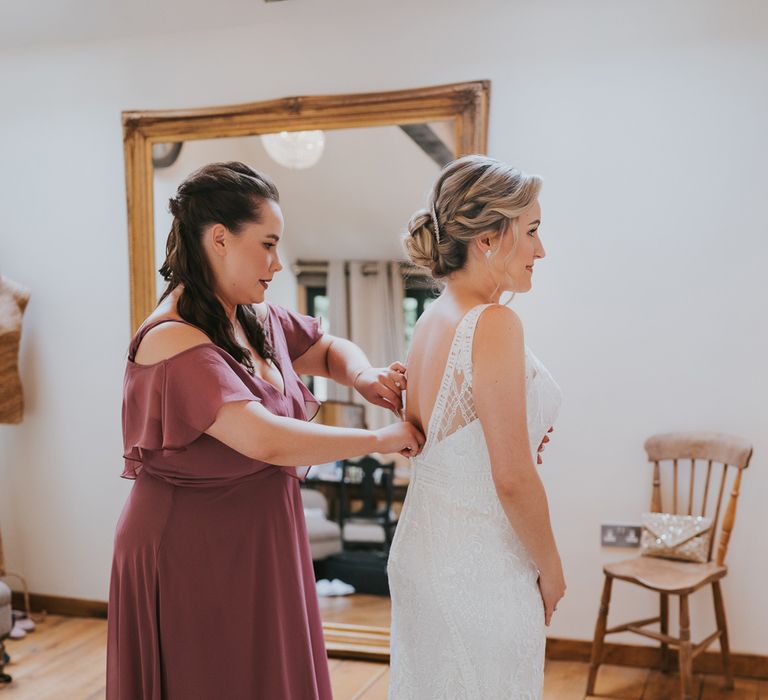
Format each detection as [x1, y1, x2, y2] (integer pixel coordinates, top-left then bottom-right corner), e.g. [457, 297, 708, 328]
[159, 161, 279, 373]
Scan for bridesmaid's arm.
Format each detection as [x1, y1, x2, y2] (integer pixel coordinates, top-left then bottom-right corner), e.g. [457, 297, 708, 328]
[291, 334, 361, 381]
[292, 334, 405, 415]
[206, 400, 424, 464]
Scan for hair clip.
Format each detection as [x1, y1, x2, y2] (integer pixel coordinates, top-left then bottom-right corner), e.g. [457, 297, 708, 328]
[430, 203, 441, 244]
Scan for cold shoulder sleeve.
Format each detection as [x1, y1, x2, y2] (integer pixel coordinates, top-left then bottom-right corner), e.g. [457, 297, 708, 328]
[269, 305, 324, 361]
[122, 345, 259, 477]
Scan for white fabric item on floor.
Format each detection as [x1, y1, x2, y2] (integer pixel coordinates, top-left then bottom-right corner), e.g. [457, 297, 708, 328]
[315, 579, 356, 597]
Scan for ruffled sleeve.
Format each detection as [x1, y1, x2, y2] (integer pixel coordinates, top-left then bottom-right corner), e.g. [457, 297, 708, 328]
[122, 345, 259, 478]
[269, 304, 324, 361]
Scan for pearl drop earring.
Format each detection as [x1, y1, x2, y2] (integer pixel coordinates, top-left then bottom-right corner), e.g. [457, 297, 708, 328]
[485, 250, 492, 258]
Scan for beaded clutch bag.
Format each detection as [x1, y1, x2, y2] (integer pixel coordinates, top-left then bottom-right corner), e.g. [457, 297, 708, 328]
[640, 512, 713, 563]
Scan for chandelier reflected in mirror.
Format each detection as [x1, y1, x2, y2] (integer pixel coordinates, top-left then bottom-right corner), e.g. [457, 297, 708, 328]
[261, 130, 326, 169]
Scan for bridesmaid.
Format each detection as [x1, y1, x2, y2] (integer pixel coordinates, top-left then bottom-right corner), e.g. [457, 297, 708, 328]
[107, 161, 424, 699]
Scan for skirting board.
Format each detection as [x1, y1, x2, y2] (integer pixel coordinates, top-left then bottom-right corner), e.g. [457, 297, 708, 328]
[12, 592, 108, 619]
[11, 592, 768, 679]
[545, 637, 768, 681]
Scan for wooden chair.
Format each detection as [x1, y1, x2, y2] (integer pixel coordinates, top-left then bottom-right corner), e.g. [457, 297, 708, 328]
[339, 456, 397, 551]
[586, 432, 753, 700]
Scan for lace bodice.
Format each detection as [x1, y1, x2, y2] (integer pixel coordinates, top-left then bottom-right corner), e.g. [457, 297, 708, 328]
[424, 304, 562, 460]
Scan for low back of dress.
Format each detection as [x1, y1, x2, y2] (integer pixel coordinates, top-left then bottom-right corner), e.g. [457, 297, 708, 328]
[387, 303, 561, 699]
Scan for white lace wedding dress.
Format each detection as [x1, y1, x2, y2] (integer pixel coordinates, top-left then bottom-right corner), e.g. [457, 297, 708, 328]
[388, 304, 562, 700]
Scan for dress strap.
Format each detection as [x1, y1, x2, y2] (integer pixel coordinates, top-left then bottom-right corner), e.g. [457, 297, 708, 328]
[128, 318, 200, 362]
[453, 304, 495, 380]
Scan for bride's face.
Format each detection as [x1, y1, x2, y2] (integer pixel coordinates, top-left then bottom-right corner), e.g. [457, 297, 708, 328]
[490, 199, 545, 293]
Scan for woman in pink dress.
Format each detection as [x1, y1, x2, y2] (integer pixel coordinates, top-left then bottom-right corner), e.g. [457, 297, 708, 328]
[107, 162, 424, 699]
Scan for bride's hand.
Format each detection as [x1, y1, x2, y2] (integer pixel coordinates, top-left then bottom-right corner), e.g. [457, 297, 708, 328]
[536, 426, 554, 465]
[538, 563, 566, 627]
[353, 362, 407, 417]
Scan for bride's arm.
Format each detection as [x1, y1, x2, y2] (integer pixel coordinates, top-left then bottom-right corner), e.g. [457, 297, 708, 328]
[473, 305, 566, 625]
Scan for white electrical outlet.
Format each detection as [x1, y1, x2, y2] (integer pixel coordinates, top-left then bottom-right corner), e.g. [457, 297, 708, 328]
[601, 524, 642, 548]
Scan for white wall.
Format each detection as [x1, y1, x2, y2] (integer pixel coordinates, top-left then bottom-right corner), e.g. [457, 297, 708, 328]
[0, 0, 766, 653]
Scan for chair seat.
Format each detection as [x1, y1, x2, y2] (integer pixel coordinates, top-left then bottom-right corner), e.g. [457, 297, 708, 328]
[343, 521, 387, 543]
[604, 556, 727, 594]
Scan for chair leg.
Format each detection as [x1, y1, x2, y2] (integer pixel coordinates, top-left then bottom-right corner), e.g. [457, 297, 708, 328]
[678, 595, 694, 700]
[660, 593, 671, 673]
[712, 581, 734, 690]
[586, 574, 613, 695]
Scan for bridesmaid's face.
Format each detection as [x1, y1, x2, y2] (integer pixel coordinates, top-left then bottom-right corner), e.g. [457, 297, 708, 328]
[211, 198, 285, 305]
[497, 199, 545, 293]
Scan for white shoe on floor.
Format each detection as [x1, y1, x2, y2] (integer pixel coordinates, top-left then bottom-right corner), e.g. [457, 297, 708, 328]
[9, 623, 26, 640]
[316, 578, 356, 596]
[329, 579, 356, 596]
[13, 616, 35, 632]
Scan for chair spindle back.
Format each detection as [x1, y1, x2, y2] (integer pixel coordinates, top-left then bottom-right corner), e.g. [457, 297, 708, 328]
[644, 432, 752, 566]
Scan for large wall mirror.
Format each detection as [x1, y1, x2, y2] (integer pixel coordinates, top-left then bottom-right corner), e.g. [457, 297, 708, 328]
[122, 81, 489, 660]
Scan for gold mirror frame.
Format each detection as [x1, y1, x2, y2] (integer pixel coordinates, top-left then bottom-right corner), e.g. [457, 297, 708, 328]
[122, 80, 489, 660]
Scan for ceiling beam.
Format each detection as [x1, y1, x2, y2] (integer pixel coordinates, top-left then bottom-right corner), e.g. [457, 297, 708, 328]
[399, 124, 453, 168]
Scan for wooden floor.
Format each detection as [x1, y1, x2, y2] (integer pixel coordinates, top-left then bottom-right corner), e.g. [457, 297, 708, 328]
[1, 615, 765, 699]
[319, 593, 391, 628]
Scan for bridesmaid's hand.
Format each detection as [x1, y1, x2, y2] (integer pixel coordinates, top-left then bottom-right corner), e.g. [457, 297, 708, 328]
[374, 420, 425, 458]
[353, 362, 407, 417]
[537, 427, 554, 465]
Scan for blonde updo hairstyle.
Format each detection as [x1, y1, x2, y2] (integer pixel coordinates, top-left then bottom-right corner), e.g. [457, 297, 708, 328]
[405, 155, 542, 279]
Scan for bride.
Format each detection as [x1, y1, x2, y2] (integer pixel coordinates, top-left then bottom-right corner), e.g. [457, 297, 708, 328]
[388, 155, 565, 699]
